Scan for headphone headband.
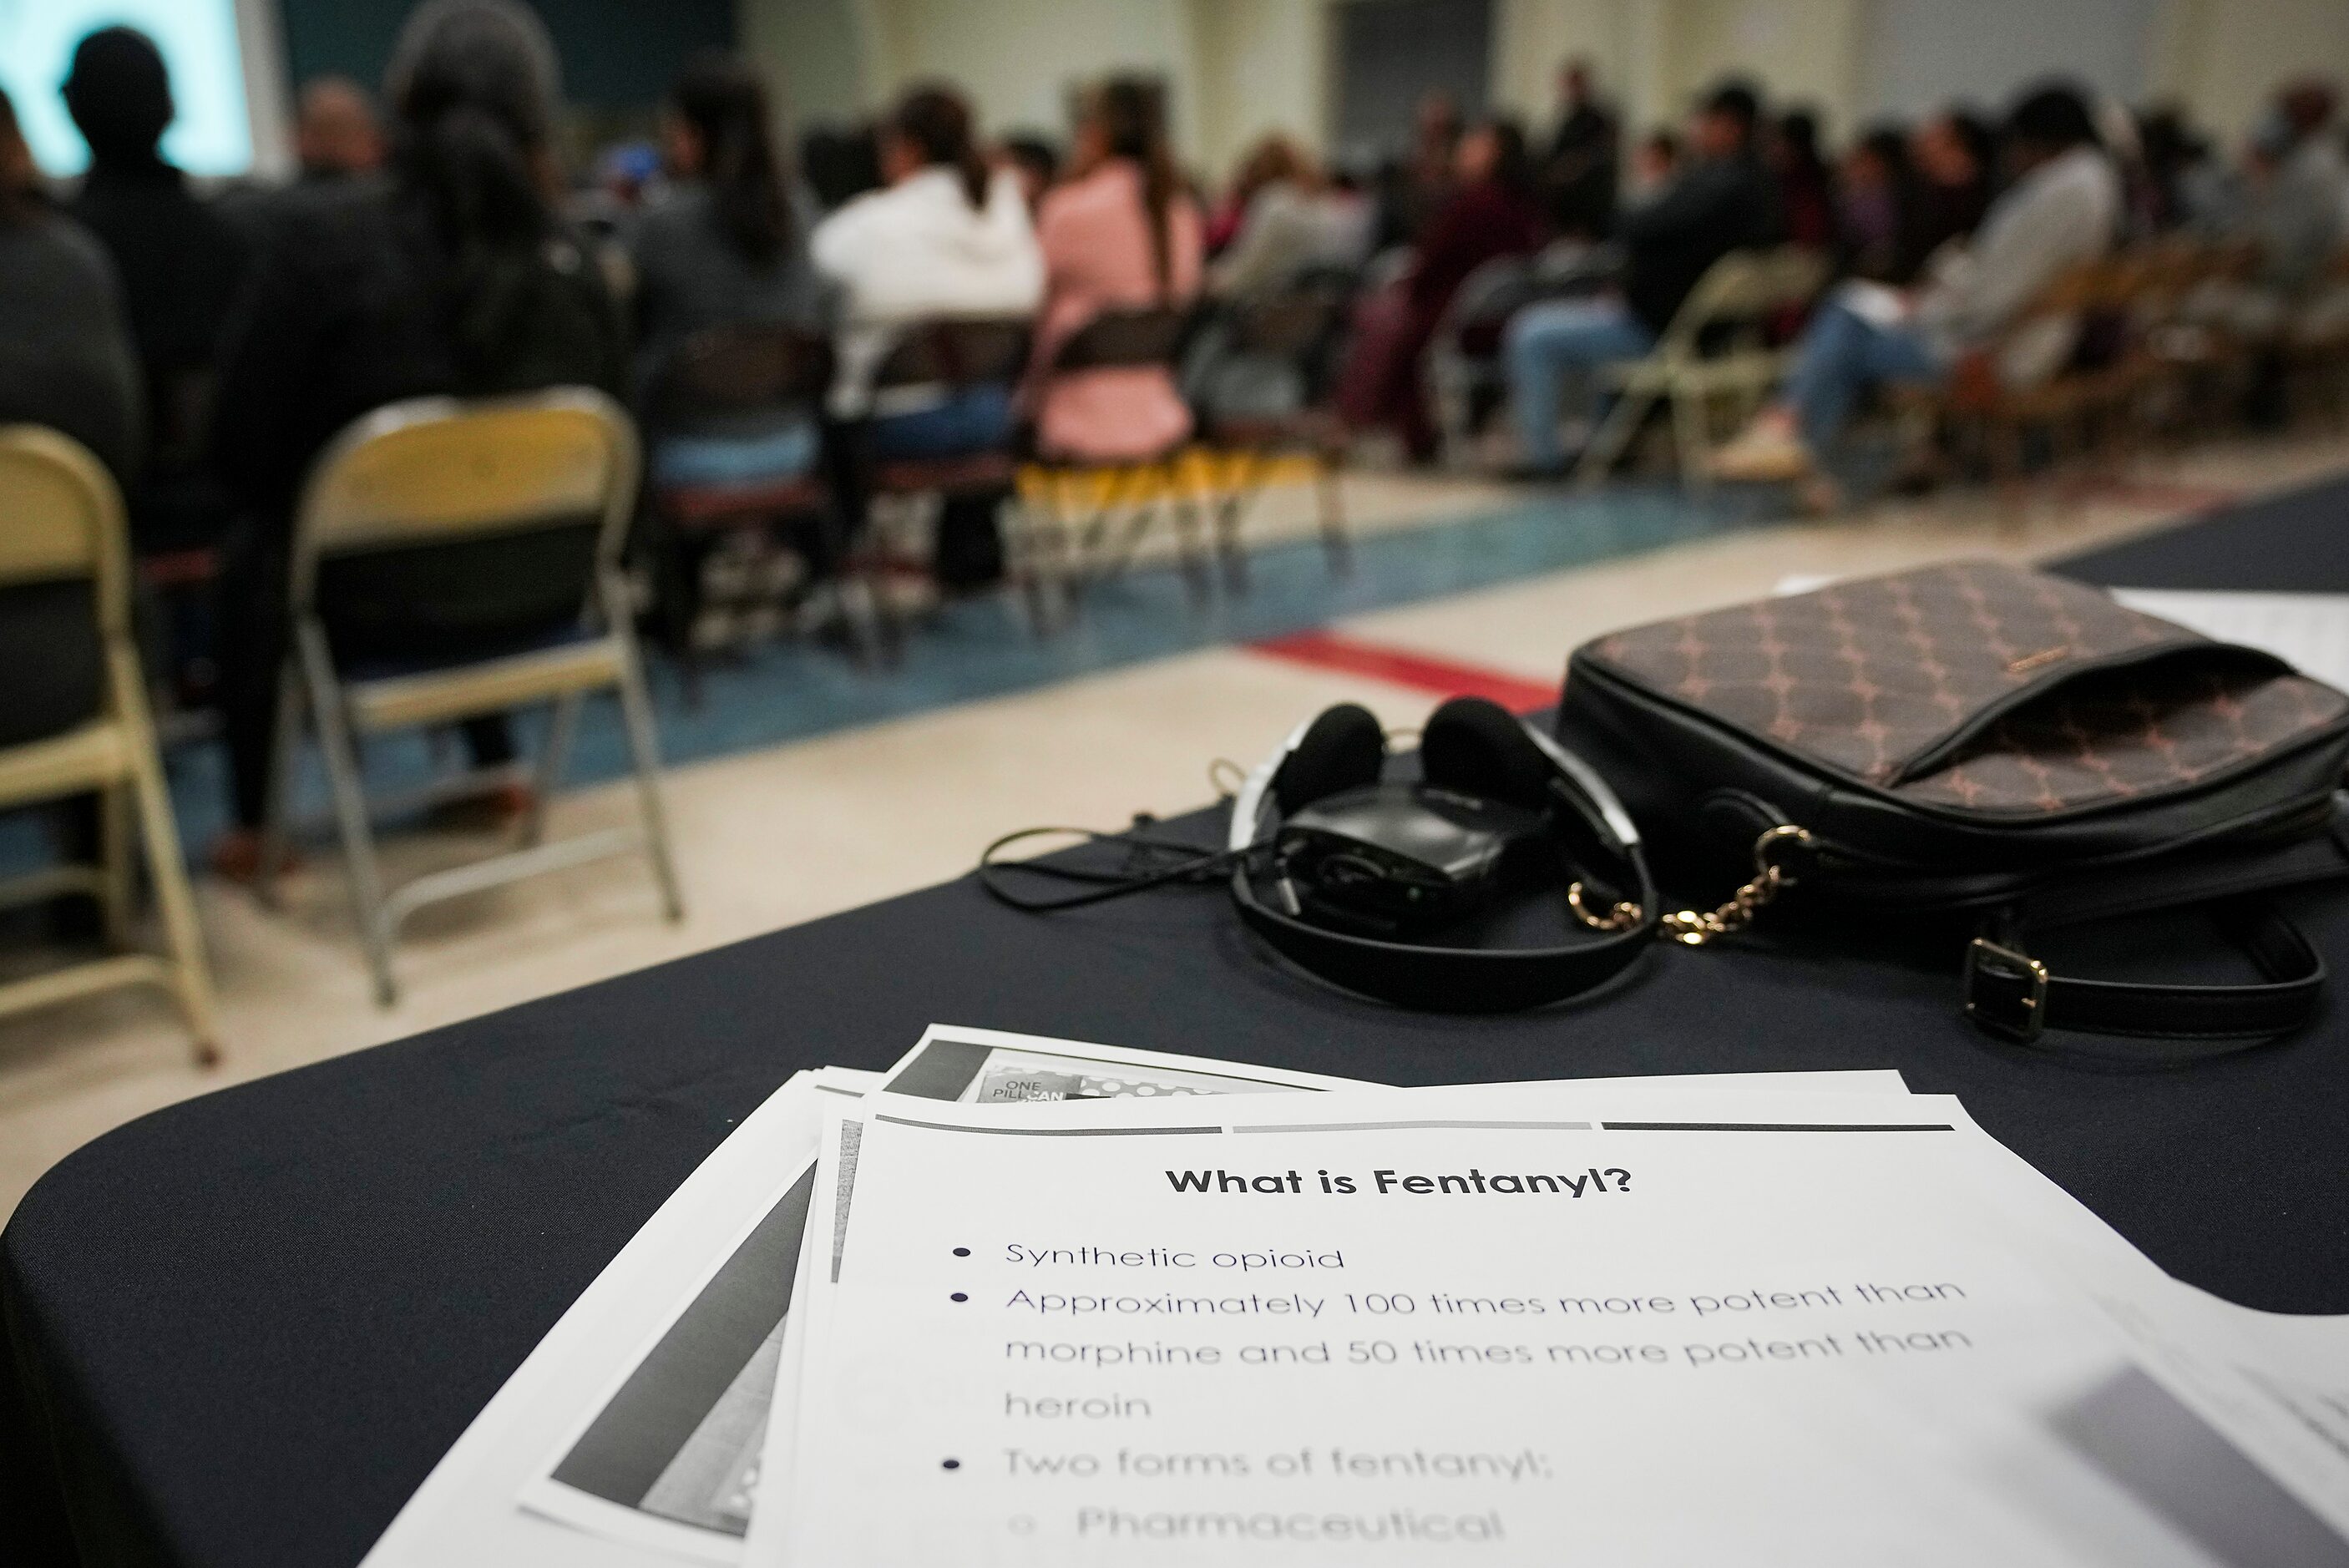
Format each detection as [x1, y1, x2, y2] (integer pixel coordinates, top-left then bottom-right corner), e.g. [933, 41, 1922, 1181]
[1228, 701, 1658, 1012]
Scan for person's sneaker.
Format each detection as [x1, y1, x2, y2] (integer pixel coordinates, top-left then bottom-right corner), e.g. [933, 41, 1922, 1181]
[1709, 424, 1815, 483]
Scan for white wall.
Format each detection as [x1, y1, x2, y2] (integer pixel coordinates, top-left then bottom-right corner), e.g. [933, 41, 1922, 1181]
[1192, 0, 1330, 178]
[735, 0, 2349, 175]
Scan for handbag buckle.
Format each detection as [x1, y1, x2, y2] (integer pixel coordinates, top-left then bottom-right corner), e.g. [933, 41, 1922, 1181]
[1964, 938, 2049, 1042]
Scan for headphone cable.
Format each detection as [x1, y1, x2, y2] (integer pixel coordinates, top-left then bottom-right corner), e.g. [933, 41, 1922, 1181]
[977, 821, 1262, 913]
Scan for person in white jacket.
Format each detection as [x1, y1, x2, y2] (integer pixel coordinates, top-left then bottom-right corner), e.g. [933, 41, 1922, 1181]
[809, 83, 1044, 587]
[811, 84, 1044, 421]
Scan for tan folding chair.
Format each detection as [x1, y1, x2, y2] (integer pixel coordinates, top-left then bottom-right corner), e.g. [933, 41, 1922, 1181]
[0, 427, 220, 1062]
[261, 390, 683, 1006]
[1577, 245, 1829, 490]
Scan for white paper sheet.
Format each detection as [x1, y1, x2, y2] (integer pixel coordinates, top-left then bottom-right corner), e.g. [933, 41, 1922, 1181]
[359, 1068, 878, 1568]
[743, 1043, 1909, 1568]
[2110, 589, 2349, 692]
[782, 1083, 2346, 1567]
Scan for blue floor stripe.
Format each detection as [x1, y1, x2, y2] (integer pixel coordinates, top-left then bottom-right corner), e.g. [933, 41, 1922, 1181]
[5, 479, 1777, 868]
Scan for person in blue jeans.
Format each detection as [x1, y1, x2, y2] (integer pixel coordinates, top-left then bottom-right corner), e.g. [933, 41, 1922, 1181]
[1503, 81, 1778, 475]
[1710, 84, 2122, 509]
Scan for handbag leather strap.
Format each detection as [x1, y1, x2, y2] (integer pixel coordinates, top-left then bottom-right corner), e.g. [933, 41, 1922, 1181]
[1963, 898, 2325, 1061]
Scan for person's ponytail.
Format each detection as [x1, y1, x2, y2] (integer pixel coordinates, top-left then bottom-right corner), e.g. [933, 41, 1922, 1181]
[671, 50, 790, 269]
[1094, 77, 1177, 299]
[891, 84, 989, 211]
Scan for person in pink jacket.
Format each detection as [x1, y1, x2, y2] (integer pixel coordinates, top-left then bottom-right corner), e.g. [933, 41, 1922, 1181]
[1027, 77, 1203, 462]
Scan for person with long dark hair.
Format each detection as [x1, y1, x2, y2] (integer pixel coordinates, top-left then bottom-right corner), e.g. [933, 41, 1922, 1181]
[1028, 75, 1203, 463]
[630, 51, 828, 488]
[812, 83, 1042, 587]
[207, 0, 625, 876]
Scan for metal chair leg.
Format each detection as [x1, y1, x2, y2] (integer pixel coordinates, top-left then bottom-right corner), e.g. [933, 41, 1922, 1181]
[98, 781, 133, 950]
[256, 665, 306, 905]
[117, 680, 220, 1065]
[296, 620, 399, 1007]
[1314, 454, 1352, 577]
[605, 573, 685, 924]
[1576, 387, 1655, 488]
[613, 655, 686, 925]
[519, 692, 580, 849]
[1673, 387, 1715, 493]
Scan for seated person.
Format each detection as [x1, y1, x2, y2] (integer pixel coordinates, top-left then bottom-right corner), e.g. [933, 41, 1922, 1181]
[0, 86, 140, 488]
[1207, 135, 1368, 300]
[62, 27, 249, 553]
[1501, 80, 1778, 477]
[1709, 83, 2120, 505]
[1335, 116, 1542, 463]
[0, 81, 141, 769]
[812, 83, 1043, 588]
[631, 51, 831, 491]
[208, 0, 625, 875]
[1026, 75, 1205, 465]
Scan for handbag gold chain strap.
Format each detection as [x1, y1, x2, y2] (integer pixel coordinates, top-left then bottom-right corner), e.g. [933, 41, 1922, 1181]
[1570, 825, 1814, 946]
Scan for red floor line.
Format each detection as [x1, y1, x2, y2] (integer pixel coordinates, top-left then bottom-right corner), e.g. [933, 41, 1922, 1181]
[1248, 630, 1560, 711]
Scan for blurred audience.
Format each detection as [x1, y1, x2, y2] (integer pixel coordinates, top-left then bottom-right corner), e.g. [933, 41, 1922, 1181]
[1341, 116, 1543, 463]
[1910, 109, 1996, 259]
[2248, 80, 2346, 296]
[63, 27, 250, 550]
[1712, 81, 2120, 502]
[633, 53, 826, 395]
[813, 83, 1041, 587]
[1541, 58, 1618, 241]
[1001, 134, 1061, 216]
[1381, 89, 1465, 249]
[1206, 135, 1369, 299]
[1502, 80, 1779, 476]
[1628, 129, 1681, 200]
[800, 124, 883, 215]
[1773, 109, 1836, 250]
[0, 86, 141, 483]
[1839, 125, 1924, 284]
[293, 77, 387, 184]
[209, 0, 625, 874]
[1028, 76, 1202, 463]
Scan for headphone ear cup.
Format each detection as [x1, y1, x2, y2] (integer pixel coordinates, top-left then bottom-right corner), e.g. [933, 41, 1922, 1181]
[1273, 703, 1387, 813]
[1420, 696, 1555, 811]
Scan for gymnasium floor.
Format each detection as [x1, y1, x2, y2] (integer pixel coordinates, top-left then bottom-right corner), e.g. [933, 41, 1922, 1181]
[2, 434, 2343, 1220]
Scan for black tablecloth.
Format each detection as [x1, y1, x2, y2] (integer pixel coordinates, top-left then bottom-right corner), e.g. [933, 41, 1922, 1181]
[10, 476, 2349, 1566]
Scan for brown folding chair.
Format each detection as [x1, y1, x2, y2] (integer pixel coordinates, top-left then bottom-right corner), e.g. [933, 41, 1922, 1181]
[854, 316, 1033, 650]
[643, 324, 848, 687]
[1194, 281, 1356, 590]
[1014, 306, 1197, 632]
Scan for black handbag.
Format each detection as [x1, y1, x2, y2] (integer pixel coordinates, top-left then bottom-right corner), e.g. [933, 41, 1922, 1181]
[1553, 559, 2349, 1057]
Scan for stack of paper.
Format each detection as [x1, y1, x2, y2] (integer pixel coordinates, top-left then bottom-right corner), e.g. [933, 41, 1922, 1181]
[363, 1026, 2349, 1567]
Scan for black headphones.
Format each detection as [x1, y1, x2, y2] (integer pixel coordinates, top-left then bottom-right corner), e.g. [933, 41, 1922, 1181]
[1226, 696, 1659, 1011]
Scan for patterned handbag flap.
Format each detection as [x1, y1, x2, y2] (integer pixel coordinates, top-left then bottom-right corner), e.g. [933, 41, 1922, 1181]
[1579, 560, 2349, 815]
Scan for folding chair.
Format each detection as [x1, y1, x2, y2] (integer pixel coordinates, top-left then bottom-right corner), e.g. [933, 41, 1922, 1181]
[1577, 245, 1828, 489]
[644, 324, 845, 689]
[1013, 306, 1198, 630]
[854, 316, 1034, 650]
[1426, 253, 1536, 463]
[261, 390, 683, 1007]
[1192, 279, 1357, 590]
[0, 426, 219, 1062]
[1922, 254, 2149, 516]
